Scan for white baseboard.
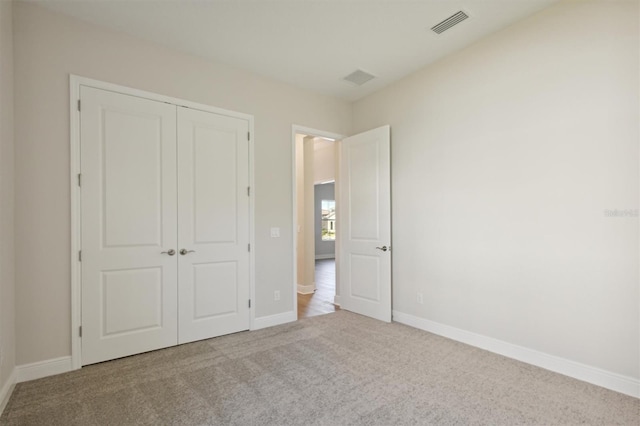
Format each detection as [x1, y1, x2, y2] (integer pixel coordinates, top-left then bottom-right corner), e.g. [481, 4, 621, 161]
[392, 310, 640, 399]
[253, 310, 297, 330]
[0, 369, 16, 416]
[16, 356, 73, 383]
[297, 283, 315, 294]
[333, 295, 341, 306]
[315, 254, 335, 260]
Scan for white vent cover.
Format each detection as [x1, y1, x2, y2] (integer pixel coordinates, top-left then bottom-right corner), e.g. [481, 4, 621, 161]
[431, 11, 469, 34]
[343, 69, 376, 86]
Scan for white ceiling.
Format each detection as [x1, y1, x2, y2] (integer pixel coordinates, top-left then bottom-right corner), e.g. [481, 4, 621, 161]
[24, 0, 559, 101]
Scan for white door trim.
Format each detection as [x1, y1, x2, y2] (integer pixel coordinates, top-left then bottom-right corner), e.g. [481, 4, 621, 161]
[291, 125, 344, 318]
[70, 75, 255, 370]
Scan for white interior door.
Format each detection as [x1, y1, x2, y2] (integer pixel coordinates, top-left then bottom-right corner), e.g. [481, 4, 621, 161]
[80, 87, 178, 365]
[338, 125, 391, 322]
[177, 107, 250, 344]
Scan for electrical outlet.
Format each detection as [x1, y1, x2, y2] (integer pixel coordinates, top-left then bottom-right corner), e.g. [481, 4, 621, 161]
[417, 293, 423, 304]
[270, 227, 280, 238]
[274, 290, 280, 301]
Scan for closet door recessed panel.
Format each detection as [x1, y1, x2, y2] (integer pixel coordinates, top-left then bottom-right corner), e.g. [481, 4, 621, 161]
[102, 109, 163, 248]
[193, 126, 237, 244]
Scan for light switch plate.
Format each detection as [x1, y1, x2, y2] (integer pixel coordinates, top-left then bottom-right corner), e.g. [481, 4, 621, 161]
[270, 227, 280, 238]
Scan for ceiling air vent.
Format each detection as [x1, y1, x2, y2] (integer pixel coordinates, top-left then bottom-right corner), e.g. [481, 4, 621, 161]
[431, 11, 469, 34]
[343, 69, 376, 86]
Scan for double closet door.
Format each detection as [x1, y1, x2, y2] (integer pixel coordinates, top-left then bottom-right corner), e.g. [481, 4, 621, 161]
[80, 86, 250, 365]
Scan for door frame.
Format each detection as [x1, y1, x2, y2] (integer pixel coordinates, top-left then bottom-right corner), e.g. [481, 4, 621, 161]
[291, 125, 344, 318]
[70, 75, 256, 370]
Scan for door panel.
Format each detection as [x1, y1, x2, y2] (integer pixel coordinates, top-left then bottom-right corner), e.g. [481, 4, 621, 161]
[339, 125, 391, 322]
[193, 126, 238, 243]
[177, 107, 250, 344]
[193, 262, 238, 318]
[349, 254, 380, 302]
[102, 267, 163, 335]
[81, 86, 178, 365]
[348, 141, 381, 240]
[102, 108, 164, 247]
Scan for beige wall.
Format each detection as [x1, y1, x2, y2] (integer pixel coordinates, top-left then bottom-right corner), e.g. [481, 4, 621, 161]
[13, 2, 351, 365]
[353, 0, 639, 379]
[0, 0, 16, 391]
[313, 143, 335, 184]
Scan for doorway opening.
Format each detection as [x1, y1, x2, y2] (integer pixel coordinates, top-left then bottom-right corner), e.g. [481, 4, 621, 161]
[292, 127, 343, 319]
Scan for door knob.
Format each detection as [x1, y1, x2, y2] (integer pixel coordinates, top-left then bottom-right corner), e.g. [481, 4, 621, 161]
[180, 249, 196, 255]
[161, 249, 176, 256]
[375, 246, 390, 252]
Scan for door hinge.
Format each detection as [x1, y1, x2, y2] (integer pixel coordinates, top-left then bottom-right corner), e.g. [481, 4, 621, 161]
[247, 186, 250, 196]
[248, 299, 251, 308]
[79, 326, 82, 337]
[78, 250, 82, 262]
[247, 131, 250, 141]
[77, 99, 81, 112]
[77, 173, 82, 187]
[247, 244, 250, 252]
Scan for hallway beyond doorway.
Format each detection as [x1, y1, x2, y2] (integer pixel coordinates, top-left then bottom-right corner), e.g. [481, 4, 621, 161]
[297, 259, 338, 319]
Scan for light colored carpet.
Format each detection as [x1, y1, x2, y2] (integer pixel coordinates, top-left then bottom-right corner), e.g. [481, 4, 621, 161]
[1, 311, 638, 425]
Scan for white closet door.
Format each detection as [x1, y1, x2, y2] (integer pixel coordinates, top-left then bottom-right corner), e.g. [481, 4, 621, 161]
[177, 107, 250, 344]
[80, 87, 178, 365]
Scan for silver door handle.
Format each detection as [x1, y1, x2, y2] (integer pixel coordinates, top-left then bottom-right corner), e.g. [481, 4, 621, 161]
[180, 249, 196, 255]
[161, 249, 176, 256]
[375, 246, 390, 252]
